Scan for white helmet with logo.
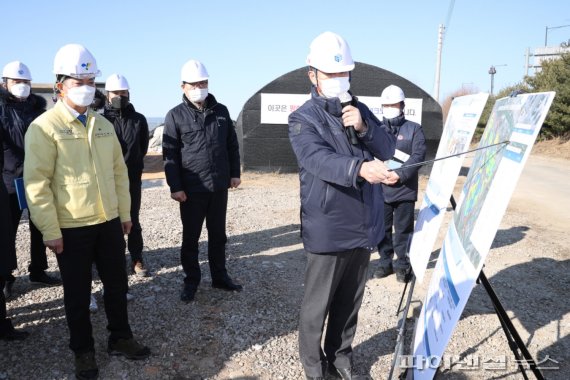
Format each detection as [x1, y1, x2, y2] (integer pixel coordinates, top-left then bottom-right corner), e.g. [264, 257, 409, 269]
[181, 60, 209, 83]
[306, 31, 355, 73]
[380, 85, 406, 104]
[53, 44, 101, 79]
[105, 74, 130, 91]
[2, 61, 32, 80]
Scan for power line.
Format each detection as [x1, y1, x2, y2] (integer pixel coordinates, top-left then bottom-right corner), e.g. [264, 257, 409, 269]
[443, 0, 455, 42]
[433, 0, 455, 102]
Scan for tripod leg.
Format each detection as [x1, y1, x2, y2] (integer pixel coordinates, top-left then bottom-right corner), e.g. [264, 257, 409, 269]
[389, 275, 416, 380]
[396, 277, 410, 316]
[493, 302, 530, 380]
[478, 271, 545, 380]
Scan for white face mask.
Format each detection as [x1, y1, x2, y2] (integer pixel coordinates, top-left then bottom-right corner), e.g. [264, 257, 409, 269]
[10, 83, 31, 99]
[65, 85, 96, 107]
[319, 76, 350, 99]
[187, 88, 208, 103]
[382, 106, 402, 120]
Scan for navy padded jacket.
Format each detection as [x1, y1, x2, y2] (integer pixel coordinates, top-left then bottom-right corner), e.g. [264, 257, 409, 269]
[288, 88, 396, 253]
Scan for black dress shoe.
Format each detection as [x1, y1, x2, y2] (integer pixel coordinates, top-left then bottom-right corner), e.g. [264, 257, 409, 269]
[327, 365, 344, 379]
[3, 279, 14, 299]
[0, 328, 30, 341]
[327, 365, 369, 380]
[29, 272, 62, 286]
[373, 265, 394, 279]
[180, 285, 197, 302]
[395, 268, 412, 283]
[75, 351, 99, 380]
[212, 276, 243, 292]
[335, 367, 352, 380]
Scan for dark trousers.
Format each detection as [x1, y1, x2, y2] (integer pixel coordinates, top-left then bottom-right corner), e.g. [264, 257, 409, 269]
[0, 276, 13, 335]
[1, 186, 15, 334]
[9, 193, 47, 276]
[127, 179, 143, 262]
[56, 218, 132, 354]
[378, 201, 415, 270]
[299, 248, 371, 377]
[179, 190, 228, 287]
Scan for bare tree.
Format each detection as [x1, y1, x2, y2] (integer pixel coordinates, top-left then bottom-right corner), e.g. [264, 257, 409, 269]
[441, 87, 478, 124]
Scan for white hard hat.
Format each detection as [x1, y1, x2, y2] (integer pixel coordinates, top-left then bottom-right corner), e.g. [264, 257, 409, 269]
[380, 85, 406, 104]
[105, 74, 130, 91]
[306, 31, 355, 73]
[53, 44, 101, 79]
[181, 60, 209, 83]
[2, 61, 32, 80]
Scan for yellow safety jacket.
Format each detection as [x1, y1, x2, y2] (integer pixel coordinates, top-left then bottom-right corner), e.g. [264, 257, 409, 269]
[24, 101, 131, 241]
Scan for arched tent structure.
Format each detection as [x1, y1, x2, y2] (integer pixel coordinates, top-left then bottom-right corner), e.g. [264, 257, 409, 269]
[236, 62, 442, 172]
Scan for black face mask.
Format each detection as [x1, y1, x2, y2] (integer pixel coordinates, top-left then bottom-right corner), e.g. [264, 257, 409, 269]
[110, 95, 129, 110]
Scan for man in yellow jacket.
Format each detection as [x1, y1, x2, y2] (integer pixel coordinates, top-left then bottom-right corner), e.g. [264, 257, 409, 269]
[24, 44, 149, 380]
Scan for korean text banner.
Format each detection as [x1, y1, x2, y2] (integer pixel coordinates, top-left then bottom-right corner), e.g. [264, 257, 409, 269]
[260, 93, 423, 125]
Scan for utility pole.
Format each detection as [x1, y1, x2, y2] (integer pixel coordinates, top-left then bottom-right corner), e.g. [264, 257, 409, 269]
[433, 0, 454, 103]
[488, 64, 507, 96]
[488, 66, 496, 96]
[433, 24, 444, 103]
[525, 48, 530, 77]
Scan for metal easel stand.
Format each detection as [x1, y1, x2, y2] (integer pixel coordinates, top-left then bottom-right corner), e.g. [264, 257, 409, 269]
[451, 195, 544, 379]
[387, 195, 545, 380]
[476, 270, 544, 380]
[388, 274, 416, 380]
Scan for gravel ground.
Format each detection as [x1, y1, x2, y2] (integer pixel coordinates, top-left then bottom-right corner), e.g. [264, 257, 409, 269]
[1, 168, 568, 380]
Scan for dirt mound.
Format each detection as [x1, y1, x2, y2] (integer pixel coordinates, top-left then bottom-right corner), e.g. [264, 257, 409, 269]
[531, 137, 570, 160]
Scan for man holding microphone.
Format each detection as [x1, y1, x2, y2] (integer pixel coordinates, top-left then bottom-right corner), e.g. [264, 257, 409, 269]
[289, 32, 396, 380]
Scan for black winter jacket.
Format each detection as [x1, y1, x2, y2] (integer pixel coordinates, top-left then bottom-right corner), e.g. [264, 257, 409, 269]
[162, 94, 240, 193]
[0, 87, 46, 194]
[103, 103, 149, 181]
[382, 114, 426, 203]
[0, 128, 17, 275]
[288, 87, 396, 253]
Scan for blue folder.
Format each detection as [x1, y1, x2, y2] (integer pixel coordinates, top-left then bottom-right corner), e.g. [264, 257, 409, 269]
[14, 177, 28, 210]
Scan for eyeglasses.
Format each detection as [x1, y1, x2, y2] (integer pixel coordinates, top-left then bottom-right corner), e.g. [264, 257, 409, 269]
[184, 80, 208, 89]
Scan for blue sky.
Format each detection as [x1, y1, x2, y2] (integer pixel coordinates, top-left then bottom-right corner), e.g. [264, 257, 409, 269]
[2, 0, 569, 119]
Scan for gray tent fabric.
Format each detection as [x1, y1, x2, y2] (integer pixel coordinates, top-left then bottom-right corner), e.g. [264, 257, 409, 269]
[236, 62, 442, 172]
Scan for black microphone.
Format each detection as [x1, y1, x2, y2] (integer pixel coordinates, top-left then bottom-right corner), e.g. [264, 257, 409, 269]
[339, 92, 359, 145]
